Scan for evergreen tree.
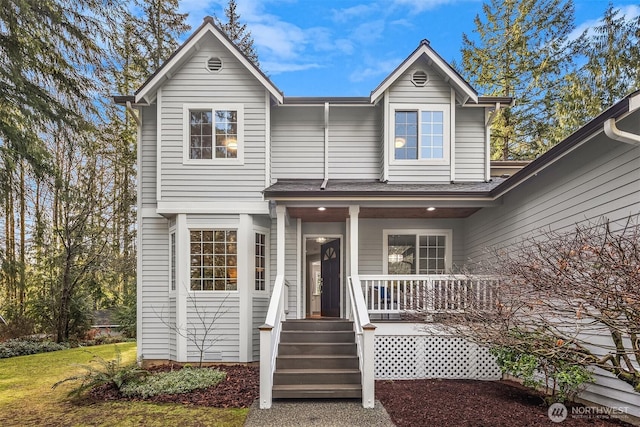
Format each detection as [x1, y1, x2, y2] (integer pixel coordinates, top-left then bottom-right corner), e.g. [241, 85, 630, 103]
[460, 0, 578, 159]
[214, 0, 260, 67]
[136, 0, 190, 73]
[551, 6, 640, 142]
[0, 0, 111, 330]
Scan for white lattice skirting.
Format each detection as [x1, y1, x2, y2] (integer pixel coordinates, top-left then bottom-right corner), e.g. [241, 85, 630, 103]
[375, 335, 502, 380]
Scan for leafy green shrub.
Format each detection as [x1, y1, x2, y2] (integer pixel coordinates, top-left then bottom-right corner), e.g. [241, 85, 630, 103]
[120, 367, 226, 398]
[490, 344, 594, 403]
[53, 345, 147, 397]
[0, 338, 69, 359]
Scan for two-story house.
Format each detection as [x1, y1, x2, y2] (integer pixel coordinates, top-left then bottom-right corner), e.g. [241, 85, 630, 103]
[118, 17, 640, 414]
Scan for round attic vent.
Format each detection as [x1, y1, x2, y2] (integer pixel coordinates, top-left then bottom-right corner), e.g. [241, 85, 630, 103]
[411, 70, 428, 87]
[206, 57, 223, 72]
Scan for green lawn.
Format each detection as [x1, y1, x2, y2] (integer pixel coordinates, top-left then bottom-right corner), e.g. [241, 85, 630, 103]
[0, 343, 247, 426]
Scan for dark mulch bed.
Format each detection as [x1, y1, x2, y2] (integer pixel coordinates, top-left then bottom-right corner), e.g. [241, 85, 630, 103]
[89, 366, 634, 426]
[376, 378, 634, 427]
[89, 364, 259, 408]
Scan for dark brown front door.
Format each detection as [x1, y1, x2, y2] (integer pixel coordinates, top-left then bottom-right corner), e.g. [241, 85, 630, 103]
[320, 239, 340, 317]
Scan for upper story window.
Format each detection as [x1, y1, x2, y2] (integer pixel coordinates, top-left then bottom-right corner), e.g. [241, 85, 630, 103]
[391, 103, 449, 165]
[183, 104, 244, 165]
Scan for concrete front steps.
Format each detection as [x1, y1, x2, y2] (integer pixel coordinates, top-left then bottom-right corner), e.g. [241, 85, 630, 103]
[272, 319, 362, 399]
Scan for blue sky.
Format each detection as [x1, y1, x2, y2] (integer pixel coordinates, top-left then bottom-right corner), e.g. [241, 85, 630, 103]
[176, 0, 640, 97]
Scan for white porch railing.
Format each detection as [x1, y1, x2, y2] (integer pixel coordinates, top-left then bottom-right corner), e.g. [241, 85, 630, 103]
[359, 275, 498, 315]
[347, 275, 376, 408]
[259, 275, 289, 409]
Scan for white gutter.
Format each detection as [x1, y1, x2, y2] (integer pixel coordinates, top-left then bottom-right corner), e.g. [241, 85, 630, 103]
[604, 118, 640, 146]
[324, 102, 329, 185]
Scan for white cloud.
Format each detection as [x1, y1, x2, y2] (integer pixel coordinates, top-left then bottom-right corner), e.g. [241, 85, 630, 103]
[569, 5, 640, 41]
[331, 4, 380, 23]
[349, 57, 402, 83]
[261, 61, 321, 74]
[390, 0, 470, 13]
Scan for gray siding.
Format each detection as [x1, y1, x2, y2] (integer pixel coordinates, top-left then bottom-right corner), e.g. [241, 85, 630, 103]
[168, 297, 176, 360]
[139, 216, 170, 360]
[359, 218, 467, 274]
[252, 296, 268, 360]
[465, 134, 640, 262]
[271, 107, 325, 179]
[269, 218, 299, 318]
[387, 58, 453, 183]
[387, 57, 452, 104]
[328, 106, 381, 179]
[160, 32, 266, 201]
[140, 106, 157, 206]
[464, 113, 640, 417]
[455, 107, 486, 181]
[186, 293, 240, 362]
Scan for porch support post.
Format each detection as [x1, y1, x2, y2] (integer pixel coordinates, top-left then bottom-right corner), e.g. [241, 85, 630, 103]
[347, 205, 359, 320]
[276, 205, 287, 277]
[362, 323, 377, 408]
[348, 205, 359, 277]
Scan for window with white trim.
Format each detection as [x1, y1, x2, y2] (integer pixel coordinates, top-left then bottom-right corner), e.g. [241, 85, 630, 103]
[255, 232, 266, 291]
[190, 230, 237, 291]
[384, 230, 452, 274]
[183, 104, 244, 164]
[391, 104, 449, 163]
[170, 232, 176, 291]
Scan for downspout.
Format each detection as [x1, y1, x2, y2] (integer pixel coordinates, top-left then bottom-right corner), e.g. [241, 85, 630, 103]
[485, 102, 501, 182]
[126, 101, 141, 126]
[322, 102, 329, 189]
[604, 118, 640, 146]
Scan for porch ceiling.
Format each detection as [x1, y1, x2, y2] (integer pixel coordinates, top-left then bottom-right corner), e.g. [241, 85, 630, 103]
[287, 207, 480, 222]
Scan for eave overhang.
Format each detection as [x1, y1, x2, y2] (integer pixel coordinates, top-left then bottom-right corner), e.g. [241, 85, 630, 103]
[133, 17, 283, 105]
[489, 90, 639, 199]
[370, 39, 478, 105]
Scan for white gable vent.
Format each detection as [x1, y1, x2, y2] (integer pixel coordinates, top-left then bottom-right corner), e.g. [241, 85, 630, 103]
[206, 57, 223, 72]
[411, 70, 428, 87]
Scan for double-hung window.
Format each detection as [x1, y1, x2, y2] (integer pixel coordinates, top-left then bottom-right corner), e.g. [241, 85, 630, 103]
[183, 104, 244, 164]
[190, 230, 237, 291]
[384, 230, 452, 274]
[391, 104, 449, 164]
[255, 232, 266, 291]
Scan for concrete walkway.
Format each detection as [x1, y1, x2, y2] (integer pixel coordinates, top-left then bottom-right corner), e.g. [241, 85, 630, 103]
[244, 399, 396, 427]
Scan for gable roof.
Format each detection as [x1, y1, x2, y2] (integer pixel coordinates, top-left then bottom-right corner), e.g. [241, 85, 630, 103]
[370, 39, 478, 105]
[135, 16, 283, 104]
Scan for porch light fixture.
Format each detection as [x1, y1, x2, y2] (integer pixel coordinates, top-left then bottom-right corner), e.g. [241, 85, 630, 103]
[316, 237, 327, 244]
[394, 137, 406, 148]
[426, 207, 436, 211]
[317, 207, 326, 211]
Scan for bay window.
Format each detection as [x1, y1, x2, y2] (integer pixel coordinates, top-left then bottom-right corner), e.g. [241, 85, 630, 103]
[190, 230, 237, 291]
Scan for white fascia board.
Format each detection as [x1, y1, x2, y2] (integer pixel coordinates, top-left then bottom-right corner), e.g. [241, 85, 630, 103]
[370, 45, 477, 105]
[135, 22, 283, 105]
[156, 200, 270, 215]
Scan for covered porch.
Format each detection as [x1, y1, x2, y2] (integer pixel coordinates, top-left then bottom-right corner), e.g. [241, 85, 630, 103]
[259, 180, 503, 409]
